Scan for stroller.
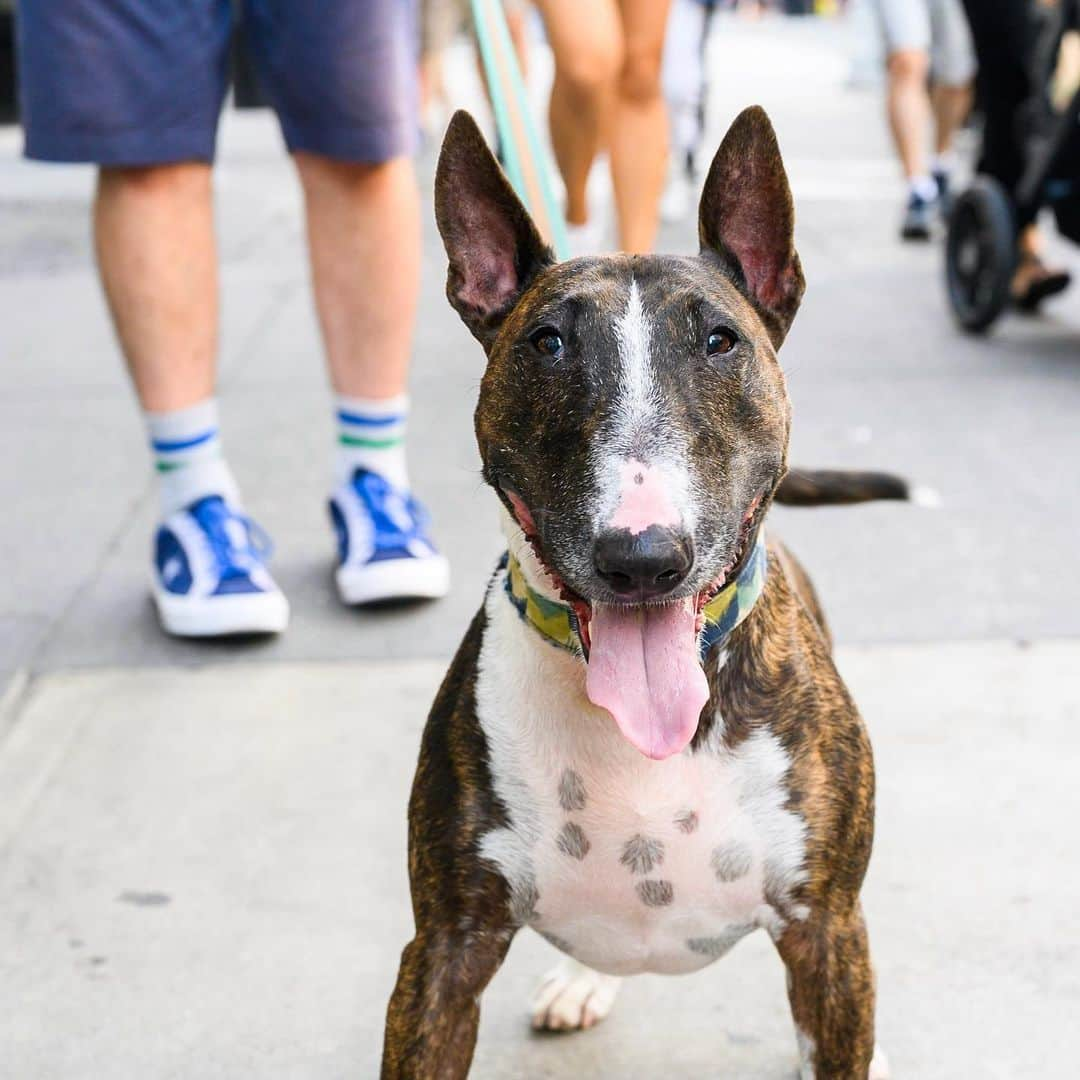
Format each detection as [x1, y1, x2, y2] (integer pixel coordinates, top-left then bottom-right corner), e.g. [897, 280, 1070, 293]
[946, 0, 1080, 332]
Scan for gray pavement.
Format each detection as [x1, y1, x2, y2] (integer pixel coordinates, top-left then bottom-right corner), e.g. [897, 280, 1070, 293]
[3, 642, 1078, 1078]
[2, 12, 1079, 1078]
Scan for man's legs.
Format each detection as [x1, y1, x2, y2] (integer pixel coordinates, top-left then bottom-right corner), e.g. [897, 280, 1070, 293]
[18, 0, 287, 636]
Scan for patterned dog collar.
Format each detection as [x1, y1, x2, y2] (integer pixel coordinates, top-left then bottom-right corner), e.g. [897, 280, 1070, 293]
[502, 532, 768, 660]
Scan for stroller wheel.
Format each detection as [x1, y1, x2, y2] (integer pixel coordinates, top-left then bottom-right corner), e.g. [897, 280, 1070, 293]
[945, 177, 1017, 334]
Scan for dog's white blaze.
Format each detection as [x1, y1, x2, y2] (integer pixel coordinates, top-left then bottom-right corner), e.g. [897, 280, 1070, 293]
[593, 278, 695, 532]
[476, 572, 809, 977]
[614, 278, 655, 427]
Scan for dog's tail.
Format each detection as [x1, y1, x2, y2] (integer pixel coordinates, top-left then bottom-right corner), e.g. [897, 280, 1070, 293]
[774, 468, 927, 507]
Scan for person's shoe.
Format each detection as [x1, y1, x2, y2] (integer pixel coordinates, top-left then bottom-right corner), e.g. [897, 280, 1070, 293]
[152, 495, 290, 637]
[900, 190, 937, 241]
[329, 468, 450, 605]
[1011, 254, 1072, 312]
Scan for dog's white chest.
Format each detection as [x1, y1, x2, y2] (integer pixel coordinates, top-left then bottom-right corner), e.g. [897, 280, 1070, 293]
[476, 578, 808, 977]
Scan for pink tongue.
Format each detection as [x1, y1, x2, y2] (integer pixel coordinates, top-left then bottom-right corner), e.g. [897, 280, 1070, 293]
[585, 598, 710, 760]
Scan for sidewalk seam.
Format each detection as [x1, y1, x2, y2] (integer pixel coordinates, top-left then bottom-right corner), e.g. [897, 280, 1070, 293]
[0, 666, 32, 746]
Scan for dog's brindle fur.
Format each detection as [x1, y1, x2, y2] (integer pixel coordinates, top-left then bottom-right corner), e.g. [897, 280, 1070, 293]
[383, 108, 878, 1078]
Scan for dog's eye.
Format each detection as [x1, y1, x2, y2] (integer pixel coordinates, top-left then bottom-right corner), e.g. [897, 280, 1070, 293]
[706, 327, 738, 357]
[529, 327, 564, 362]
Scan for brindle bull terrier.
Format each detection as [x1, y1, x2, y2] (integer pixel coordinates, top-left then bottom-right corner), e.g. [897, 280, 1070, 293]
[382, 106, 899, 1079]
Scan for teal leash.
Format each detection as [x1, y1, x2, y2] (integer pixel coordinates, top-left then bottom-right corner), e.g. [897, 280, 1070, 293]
[469, 0, 569, 260]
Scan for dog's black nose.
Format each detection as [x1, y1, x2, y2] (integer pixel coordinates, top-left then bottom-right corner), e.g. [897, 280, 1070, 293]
[593, 526, 693, 599]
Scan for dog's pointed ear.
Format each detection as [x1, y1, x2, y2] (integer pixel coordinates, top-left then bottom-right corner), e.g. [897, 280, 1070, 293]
[698, 106, 805, 348]
[435, 111, 555, 345]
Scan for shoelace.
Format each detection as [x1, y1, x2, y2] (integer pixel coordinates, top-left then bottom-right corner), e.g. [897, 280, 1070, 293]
[189, 496, 273, 578]
[352, 470, 430, 549]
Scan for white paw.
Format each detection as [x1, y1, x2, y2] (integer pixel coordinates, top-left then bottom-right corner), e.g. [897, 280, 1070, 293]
[530, 957, 621, 1032]
[870, 1042, 891, 1079]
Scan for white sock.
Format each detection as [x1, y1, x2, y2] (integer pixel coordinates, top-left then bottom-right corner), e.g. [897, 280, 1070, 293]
[146, 398, 239, 517]
[334, 393, 409, 490]
[931, 151, 956, 177]
[909, 175, 938, 201]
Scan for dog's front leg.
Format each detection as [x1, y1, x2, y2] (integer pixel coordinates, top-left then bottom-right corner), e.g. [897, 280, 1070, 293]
[774, 904, 881, 1079]
[381, 915, 514, 1079]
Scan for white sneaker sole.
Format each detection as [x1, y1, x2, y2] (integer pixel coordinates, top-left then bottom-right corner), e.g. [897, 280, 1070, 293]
[336, 554, 450, 606]
[153, 585, 290, 637]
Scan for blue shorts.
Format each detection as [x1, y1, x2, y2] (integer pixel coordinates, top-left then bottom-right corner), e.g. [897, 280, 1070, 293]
[18, 0, 418, 165]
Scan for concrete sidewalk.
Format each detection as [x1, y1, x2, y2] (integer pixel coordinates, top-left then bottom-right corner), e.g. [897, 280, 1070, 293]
[2, 12, 1079, 1079]
[3, 641, 1077, 1078]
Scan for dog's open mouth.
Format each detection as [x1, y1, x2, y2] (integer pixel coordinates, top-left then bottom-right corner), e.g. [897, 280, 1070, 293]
[503, 486, 765, 761]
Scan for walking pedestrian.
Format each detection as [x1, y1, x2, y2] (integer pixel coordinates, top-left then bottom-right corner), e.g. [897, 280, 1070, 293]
[866, 0, 976, 239]
[959, 0, 1072, 307]
[17, 0, 449, 637]
[534, 0, 673, 254]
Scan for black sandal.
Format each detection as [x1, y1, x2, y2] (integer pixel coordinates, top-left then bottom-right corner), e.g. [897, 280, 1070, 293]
[1012, 255, 1072, 312]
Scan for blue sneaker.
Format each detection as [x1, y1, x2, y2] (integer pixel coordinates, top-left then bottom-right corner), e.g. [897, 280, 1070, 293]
[329, 469, 450, 605]
[152, 495, 290, 637]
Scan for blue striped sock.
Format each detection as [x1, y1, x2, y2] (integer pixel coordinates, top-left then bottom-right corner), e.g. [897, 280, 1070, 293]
[146, 398, 238, 516]
[335, 393, 409, 490]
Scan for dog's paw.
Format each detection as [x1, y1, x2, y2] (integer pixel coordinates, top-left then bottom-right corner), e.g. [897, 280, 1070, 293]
[530, 957, 621, 1032]
[869, 1043, 891, 1079]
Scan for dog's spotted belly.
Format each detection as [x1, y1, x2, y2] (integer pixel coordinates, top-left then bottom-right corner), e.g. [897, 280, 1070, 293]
[523, 779, 774, 976]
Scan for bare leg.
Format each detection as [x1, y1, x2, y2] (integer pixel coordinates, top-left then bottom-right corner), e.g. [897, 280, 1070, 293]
[93, 164, 217, 412]
[885, 49, 931, 181]
[931, 82, 972, 157]
[1018, 225, 1043, 262]
[536, 0, 622, 227]
[294, 154, 420, 400]
[1012, 223, 1072, 302]
[611, 0, 672, 252]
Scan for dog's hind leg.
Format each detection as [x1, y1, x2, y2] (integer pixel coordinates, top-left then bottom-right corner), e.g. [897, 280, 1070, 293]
[531, 956, 622, 1032]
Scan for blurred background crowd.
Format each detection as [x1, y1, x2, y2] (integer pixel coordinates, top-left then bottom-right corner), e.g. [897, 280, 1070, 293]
[1, 0, 1077, 641]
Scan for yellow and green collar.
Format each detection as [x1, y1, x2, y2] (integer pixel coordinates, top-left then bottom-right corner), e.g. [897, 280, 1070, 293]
[501, 532, 768, 659]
